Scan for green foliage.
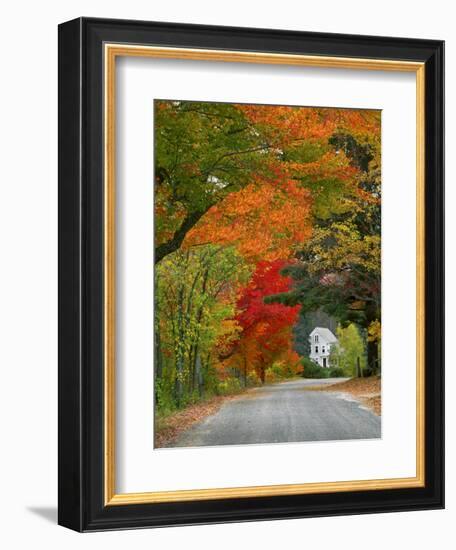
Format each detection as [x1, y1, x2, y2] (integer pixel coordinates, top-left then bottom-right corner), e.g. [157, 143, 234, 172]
[154, 377, 177, 416]
[266, 133, 381, 371]
[155, 244, 250, 409]
[270, 362, 285, 378]
[329, 133, 374, 172]
[156, 100, 260, 208]
[154, 100, 278, 262]
[282, 141, 327, 164]
[331, 324, 366, 377]
[265, 360, 300, 383]
[301, 357, 329, 379]
[328, 367, 345, 378]
[217, 377, 242, 396]
[302, 176, 355, 219]
[292, 313, 313, 357]
[246, 371, 261, 387]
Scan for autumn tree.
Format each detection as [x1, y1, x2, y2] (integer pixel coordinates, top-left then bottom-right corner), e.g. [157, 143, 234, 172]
[155, 245, 250, 407]
[330, 324, 367, 376]
[155, 101, 380, 264]
[230, 260, 300, 383]
[155, 100, 277, 263]
[266, 132, 381, 373]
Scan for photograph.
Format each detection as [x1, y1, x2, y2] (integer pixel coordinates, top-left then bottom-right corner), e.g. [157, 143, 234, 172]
[153, 99, 382, 448]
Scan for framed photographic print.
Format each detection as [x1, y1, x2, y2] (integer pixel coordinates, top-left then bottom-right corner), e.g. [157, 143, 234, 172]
[58, 17, 444, 531]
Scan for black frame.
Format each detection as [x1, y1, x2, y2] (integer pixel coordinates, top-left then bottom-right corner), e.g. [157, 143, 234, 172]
[58, 17, 444, 532]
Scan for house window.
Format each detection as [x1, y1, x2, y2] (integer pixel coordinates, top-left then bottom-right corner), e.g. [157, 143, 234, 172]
[315, 335, 319, 343]
[315, 346, 318, 354]
[322, 346, 325, 354]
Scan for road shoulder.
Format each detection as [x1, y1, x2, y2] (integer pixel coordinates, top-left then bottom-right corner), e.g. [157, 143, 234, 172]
[155, 390, 254, 448]
[302, 376, 381, 416]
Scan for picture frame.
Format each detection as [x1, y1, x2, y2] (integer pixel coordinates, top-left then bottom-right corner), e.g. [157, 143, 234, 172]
[58, 17, 444, 531]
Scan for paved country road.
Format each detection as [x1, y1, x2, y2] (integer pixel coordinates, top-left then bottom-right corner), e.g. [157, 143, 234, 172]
[172, 378, 381, 448]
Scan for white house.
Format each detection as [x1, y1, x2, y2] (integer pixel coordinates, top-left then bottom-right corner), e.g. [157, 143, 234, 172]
[309, 327, 338, 368]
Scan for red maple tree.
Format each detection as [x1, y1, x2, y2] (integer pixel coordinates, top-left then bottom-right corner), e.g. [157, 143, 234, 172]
[233, 260, 301, 383]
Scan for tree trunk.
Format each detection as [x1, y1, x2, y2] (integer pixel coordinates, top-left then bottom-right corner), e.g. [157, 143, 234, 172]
[155, 322, 163, 380]
[175, 284, 185, 405]
[367, 339, 377, 376]
[195, 354, 203, 398]
[365, 304, 380, 375]
[357, 356, 363, 378]
[175, 356, 183, 406]
[259, 364, 265, 384]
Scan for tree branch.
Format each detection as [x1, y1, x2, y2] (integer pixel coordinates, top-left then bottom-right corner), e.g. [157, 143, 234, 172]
[155, 207, 212, 264]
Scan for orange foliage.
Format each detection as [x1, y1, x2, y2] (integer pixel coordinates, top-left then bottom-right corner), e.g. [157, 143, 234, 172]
[185, 177, 312, 262]
[183, 107, 377, 261]
[237, 104, 381, 145]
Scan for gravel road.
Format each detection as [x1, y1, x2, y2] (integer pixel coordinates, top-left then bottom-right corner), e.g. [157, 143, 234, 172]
[172, 378, 381, 448]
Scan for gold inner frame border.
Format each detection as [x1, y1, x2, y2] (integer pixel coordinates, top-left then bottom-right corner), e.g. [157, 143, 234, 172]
[103, 44, 425, 505]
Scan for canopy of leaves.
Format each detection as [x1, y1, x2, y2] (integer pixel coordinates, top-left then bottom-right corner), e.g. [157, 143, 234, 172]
[155, 100, 380, 264]
[266, 133, 381, 333]
[155, 100, 276, 262]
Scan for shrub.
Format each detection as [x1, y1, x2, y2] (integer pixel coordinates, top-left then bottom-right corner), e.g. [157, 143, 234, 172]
[265, 368, 277, 384]
[217, 376, 242, 395]
[301, 358, 329, 379]
[265, 361, 287, 383]
[246, 371, 261, 387]
[155, 377, 178, 415]
[328, 367, 345, 378]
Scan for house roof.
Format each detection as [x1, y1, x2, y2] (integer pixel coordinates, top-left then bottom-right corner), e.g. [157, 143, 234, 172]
[310, 327, 338, 343]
